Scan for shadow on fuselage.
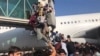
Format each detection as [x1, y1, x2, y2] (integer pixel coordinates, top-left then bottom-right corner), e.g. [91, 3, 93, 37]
[84, 26, 100, 39]
[82, 26, 100, 44]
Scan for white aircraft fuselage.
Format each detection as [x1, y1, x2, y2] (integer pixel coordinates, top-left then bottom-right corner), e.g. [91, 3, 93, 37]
[0, 13, 100, 50]
[55, 13, 100, 43]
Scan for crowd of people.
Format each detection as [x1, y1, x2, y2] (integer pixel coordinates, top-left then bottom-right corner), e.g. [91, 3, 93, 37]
[0, 1, 100, 56]
[29, 1, 54, 42]
[32, 31, 100, 56]
[2, 33, 100, 56]
[27, 1, 100, 56]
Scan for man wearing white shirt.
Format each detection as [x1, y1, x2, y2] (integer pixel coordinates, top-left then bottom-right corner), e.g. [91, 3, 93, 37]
[61, 41, 68, 56]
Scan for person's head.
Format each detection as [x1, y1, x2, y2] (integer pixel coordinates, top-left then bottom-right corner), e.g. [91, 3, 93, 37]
[8, 46, 22, 56]
[37, 2, 43, 7]
[67, 35, 71, 42]
[56, 31, 58, 33]
[45, 4, 48, 7]
[38, 2, 41, 5]
[37, 2, 41, 6]
[74, 42, 79, 47]
[61, 34, 64, 37]
[61, 34, 65, 40]
[58, 49, 66, 56]
[34, 48, 51, 56]
[67, 35, 70, 38]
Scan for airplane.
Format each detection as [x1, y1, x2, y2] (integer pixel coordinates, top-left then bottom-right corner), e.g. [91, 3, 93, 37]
[55, 13, 100, 43]
[0, 13, 100, 50]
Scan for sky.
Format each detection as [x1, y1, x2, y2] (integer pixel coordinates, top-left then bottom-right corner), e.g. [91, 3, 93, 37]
[55, 0, 100, 16]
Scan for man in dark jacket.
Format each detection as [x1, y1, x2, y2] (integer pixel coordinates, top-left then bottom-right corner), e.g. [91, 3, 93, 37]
[66, 35, 75, 56]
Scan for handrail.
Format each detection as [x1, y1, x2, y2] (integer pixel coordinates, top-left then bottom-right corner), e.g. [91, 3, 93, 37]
[0, 16, 29, 24]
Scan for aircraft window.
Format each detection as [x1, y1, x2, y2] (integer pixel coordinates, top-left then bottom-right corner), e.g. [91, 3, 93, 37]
[61, 22, 63, 24]
[92, 19, 94, 22]
[64, 22, 66, 24]
[71, 21, 73, 24]
[67, 22, 70, 24]
[74, 21, 77, 23]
